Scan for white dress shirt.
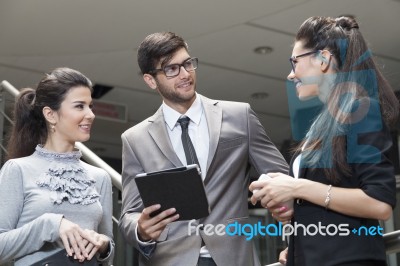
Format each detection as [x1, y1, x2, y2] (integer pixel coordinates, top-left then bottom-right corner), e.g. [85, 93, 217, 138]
[162, 94, 209, 180]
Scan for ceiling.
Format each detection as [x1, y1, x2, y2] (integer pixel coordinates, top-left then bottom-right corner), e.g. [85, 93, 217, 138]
[1, 0, 399, 160]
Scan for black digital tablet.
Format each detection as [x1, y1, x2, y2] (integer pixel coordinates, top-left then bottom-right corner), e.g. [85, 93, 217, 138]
[135, 164, 210, 220]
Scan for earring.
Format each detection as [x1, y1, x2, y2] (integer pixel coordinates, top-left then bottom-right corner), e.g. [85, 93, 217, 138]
[50, 123, 56, 133]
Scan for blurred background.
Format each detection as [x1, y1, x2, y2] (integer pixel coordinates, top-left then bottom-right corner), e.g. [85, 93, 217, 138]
[1, 0, 400, 265]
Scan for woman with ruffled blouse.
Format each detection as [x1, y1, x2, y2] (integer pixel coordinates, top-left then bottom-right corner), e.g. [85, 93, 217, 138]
[0, 68, 114, 265]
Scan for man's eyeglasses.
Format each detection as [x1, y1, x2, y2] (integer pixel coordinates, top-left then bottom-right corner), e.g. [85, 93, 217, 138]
[289, 51, 318, 73]
[150, 57, 198, 77]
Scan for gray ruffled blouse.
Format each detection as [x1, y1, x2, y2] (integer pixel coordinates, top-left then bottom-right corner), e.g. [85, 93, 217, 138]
[35, 145, 100, 205]
[0, 145, 114, 265]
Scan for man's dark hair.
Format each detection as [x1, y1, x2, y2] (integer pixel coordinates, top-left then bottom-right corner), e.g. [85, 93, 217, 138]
[137, 32, 188, 75]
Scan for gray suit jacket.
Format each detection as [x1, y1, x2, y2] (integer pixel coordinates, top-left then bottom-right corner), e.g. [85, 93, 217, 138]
[118, 94, 289, 266]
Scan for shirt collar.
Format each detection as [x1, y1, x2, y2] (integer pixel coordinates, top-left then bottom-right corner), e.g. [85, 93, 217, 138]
[163, 93, 203, 130]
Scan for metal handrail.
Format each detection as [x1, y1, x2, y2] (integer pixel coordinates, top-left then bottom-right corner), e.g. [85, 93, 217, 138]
[0, 80, 19, 97]
[0, 80, 122, 190]
[384, 229, 400, 254]
[75, 142, 122, 190]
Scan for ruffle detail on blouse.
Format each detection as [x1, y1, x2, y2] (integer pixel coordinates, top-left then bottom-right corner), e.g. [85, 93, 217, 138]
[35, 144, 82, 162]
[36, 162, 100, 205]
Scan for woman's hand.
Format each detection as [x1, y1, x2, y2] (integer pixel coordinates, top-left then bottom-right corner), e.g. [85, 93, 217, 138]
[59, 218, 101, 260]
[76, 230, 110, 261]
[269, 201, 294, 223]
[83, 229, 110, 259]
[279, 247, 288, 265]
[249, 172, 297, 209]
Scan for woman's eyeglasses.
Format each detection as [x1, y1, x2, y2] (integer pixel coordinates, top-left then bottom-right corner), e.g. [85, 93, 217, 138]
[289, 51, 318, 73]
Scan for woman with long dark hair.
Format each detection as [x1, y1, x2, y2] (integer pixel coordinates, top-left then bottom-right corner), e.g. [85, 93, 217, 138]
[0, 68, 114, 265]
[250, 16, 399, 265]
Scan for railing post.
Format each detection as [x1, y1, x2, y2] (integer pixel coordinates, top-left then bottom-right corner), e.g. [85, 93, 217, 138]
[384, 217, 397, 265]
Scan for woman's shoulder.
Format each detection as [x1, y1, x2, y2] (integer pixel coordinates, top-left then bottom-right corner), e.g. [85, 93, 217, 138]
[0, 158, 29, 183]
[0, 159, 19, 173]
[1, 154, 37, 171]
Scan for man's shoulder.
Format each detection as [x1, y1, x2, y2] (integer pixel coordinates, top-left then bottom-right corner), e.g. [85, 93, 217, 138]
[200, 94, 249, 109]
[122, 116, 153, 137]
[218, 99, 249, 108]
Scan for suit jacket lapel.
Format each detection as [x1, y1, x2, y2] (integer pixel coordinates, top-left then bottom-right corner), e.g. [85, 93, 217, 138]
[148, 108, 182, 168]
[200, 95, 222, 173]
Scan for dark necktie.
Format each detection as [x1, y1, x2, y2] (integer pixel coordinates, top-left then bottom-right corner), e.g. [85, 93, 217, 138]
[177, 117, 200, 168]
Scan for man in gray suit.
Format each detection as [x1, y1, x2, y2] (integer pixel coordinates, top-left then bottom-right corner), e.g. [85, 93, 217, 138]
[118, 32, 289, 266]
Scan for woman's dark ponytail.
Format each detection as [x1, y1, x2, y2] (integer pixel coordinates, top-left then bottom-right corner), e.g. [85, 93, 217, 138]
[6, 88, 46, 159]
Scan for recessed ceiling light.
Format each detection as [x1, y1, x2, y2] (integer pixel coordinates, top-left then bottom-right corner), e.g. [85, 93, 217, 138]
[253, 46, 273, 55]
[251, 92, 269, 99]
